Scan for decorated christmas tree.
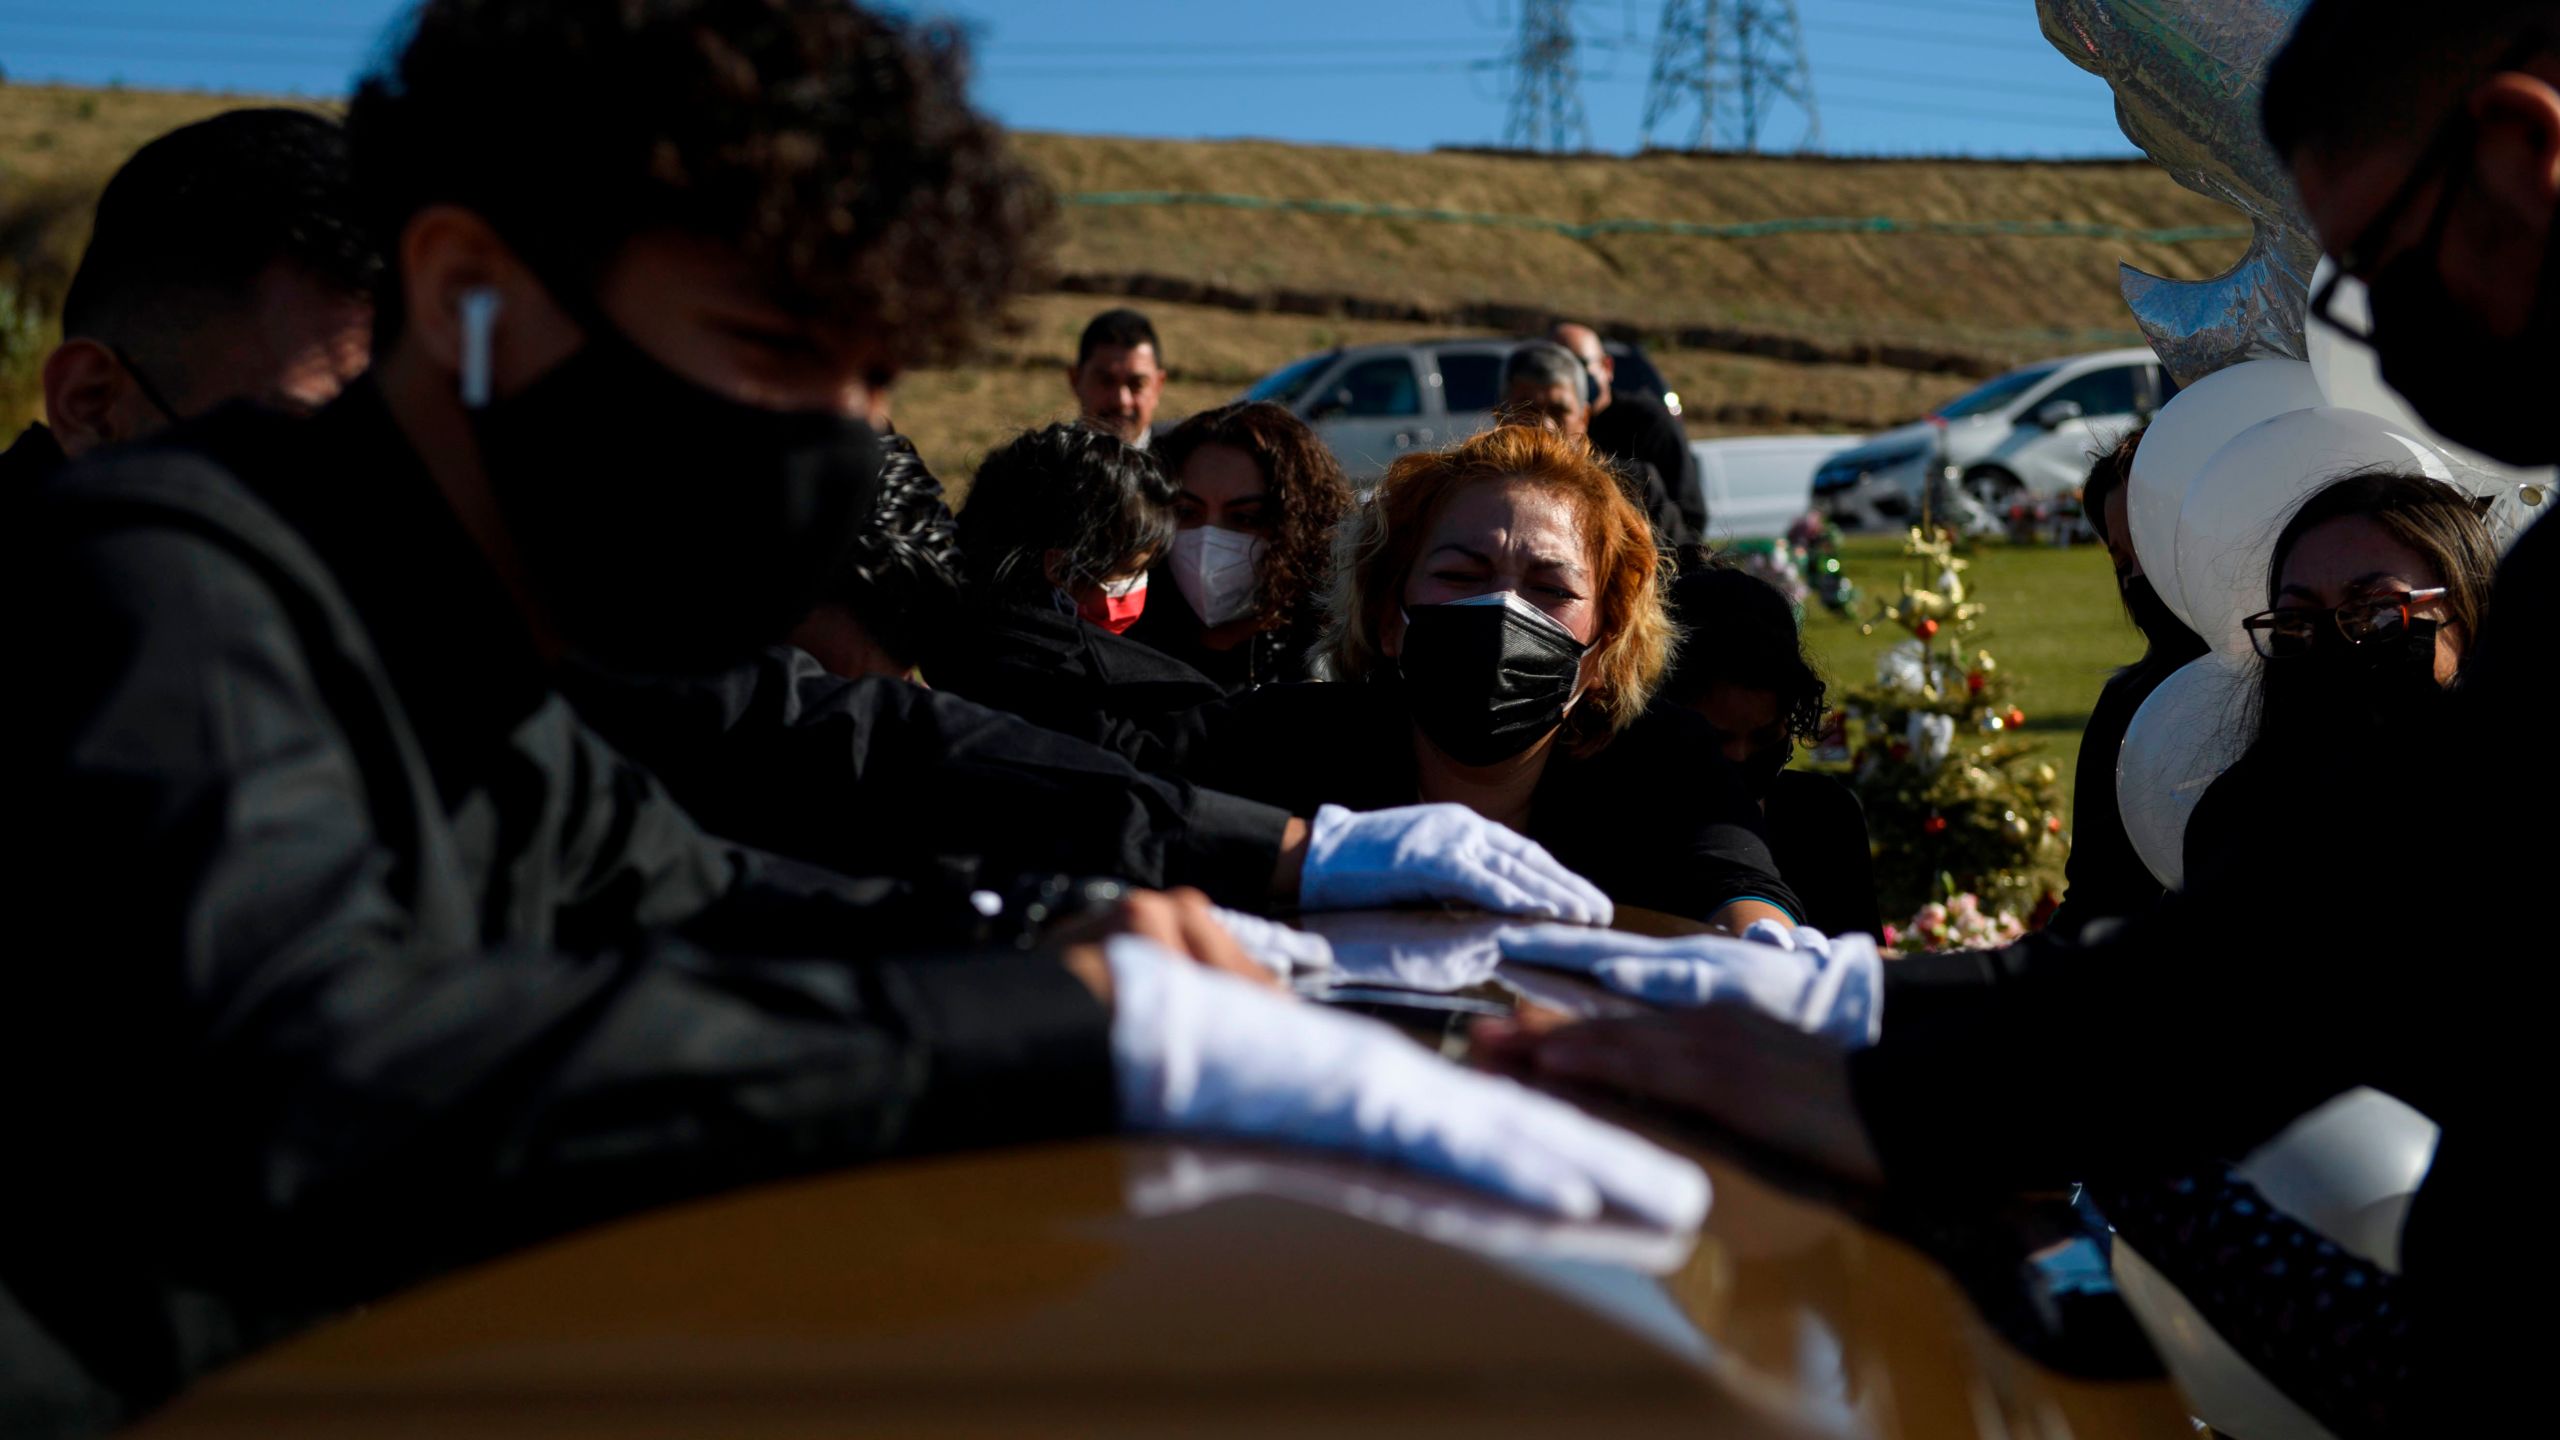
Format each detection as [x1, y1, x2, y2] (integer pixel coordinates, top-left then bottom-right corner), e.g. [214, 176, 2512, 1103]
[1821, 524, 2070, 934]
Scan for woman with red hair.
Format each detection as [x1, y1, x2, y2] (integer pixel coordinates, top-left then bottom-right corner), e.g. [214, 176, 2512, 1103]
[1167, 424, 1798, 929]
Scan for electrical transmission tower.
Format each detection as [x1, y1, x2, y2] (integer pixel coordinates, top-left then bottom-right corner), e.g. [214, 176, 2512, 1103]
[1641, 0, 1820, 152]
[1504, 0, 1589, 153]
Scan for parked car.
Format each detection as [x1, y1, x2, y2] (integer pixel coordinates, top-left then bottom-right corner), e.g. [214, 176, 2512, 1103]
[1243, 338, 1681, 486]
[1691, 434, 1863, 543]
[1812, 347, 2173, 531]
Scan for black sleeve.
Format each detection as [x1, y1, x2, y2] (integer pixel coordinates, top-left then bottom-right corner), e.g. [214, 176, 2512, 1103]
[1847, 886, 2397, 1192]
[2043, 671, 2164, 940]
[10, 523, 1117, 1394]
[1645, 763, 1802, 924]
[561, 648, 1288, 908]
[1557, 711, 1803, 924]
[1642, 407, 1707, 539]
[1619, 458, 1694, 548]
[1775, 771, 1883, 937]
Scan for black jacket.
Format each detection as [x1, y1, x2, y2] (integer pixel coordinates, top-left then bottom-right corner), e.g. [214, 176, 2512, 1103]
[927, 595, 1226, 763]
[561, 647, 1291, 907]
[1845, 514, 2558, 1437]
[2043, 627, 2209, 940]
[1121, 586, 1327, 695]
[1165, 681, 1800, 923]
[2, 421, 66, 489]
[1762, 769, 1883, 938]
[2, 388, 1116, 1429]
[1590, 392, 1704, 539]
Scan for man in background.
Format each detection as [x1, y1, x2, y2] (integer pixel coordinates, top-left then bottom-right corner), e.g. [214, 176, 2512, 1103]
[0, 108, 374, 485]
[1551, 320, 1704, 538]
[1502, 339, 1690, 544]
[1068, 305, 1166, 447]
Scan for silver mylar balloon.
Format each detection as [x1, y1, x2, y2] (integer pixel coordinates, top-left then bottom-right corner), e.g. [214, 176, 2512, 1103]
[2038, 0, 2316, 387]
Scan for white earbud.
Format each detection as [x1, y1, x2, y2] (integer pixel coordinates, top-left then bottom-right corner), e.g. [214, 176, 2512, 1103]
[458, 287, 502, 410]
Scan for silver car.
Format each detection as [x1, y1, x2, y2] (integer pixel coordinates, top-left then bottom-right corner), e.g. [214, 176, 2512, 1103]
[1812, 347, 2174, 531]
[1244, 338, 1681, 487]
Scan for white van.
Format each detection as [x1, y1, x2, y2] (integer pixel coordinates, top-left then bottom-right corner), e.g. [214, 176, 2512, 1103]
[1692, 435, 1863, 543]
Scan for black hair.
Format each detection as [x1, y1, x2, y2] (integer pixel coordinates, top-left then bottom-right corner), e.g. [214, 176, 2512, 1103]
[956, 423, 1176, 600]
[346, 0, 1052, 361]
[815, 434, 962, 664]
[2264, 0, 2556, 159]
[1661, 547, 1828, 741]
[2080, 422, 2145, 546]
[60, 108, 377, 388]
[1076, 307, 1161, 369]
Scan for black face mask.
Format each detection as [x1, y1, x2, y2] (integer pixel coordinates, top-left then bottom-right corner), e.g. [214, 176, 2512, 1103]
[1397, 591, 1587, 766]
[469, 291, 881, 674]
[2120, 573, 2198, 656]
[2258, 617, 2448, 743]
[2366, 137, 2560, 466]
[1734, 740, 1792, 802]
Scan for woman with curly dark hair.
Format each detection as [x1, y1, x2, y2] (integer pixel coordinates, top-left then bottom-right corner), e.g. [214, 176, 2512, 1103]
[1125, 401, 1354, 692]
[1662, 549, 1882, 937]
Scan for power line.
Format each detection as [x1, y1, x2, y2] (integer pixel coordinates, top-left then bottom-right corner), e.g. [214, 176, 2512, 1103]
[1800, 19, 2057, 55]
[1504, 0, 1590, 152]
[1642, 0, 1820, 152]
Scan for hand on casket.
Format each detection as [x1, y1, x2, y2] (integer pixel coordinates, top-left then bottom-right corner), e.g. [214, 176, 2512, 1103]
[1296, 804, 1613, 925]
[1495, 920, 1882, 1047]
[1106, 934, 1708, 1228]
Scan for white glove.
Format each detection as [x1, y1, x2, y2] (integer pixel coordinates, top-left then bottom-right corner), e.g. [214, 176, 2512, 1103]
[1106, 935, 1707, 1228]
[1297, 803, 1613, 925]
[1214, 907, 1514, 994]
[1494, 923, 1884, 1047]
[1208, 906, 1336, 982]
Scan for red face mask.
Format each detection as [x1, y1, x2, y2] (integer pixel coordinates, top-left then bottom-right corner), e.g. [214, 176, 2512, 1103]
[1077, 572, 1149, 634]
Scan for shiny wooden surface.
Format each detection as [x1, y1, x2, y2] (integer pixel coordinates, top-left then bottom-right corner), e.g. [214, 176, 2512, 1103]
[128, 912, 2195, 1439]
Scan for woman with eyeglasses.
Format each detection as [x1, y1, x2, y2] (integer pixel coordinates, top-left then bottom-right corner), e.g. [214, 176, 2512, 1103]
[2183, 469, 2499, 890]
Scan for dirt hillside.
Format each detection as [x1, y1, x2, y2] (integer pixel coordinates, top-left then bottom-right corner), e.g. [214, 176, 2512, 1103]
[2, 82, 2227, 477]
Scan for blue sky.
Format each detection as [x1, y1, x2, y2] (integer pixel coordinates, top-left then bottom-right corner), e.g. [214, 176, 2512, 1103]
[0, 1, 2136, 159]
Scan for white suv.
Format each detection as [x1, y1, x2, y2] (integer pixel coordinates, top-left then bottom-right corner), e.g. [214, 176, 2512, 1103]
[1243, 338, 1680, 487]
[1812, 347, 2173, 531]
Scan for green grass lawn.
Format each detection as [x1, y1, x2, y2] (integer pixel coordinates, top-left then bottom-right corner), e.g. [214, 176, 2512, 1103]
[1797, 532, 2138, 811]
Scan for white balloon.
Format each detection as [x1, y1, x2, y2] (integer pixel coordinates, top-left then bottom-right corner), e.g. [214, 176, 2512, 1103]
[2235, 1088, 2439, 1274]
[2115, 655, 2255, 892]
[2307, 256, 2559, 549]
[2130, 359, 2327, 631]
[2175, 406, 2453, 662]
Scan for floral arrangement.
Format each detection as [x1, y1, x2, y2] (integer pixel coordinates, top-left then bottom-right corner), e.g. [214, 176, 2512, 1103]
[1821, 524, 2069, 920]
[1883, 891, 2028, 952]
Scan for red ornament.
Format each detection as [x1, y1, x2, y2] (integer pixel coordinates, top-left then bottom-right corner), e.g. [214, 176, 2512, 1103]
[1917, 618, 1940, 639]
[1966, 671, 1985, 694]
[1922, 814, 1949, 837]
[2006, 707, 2027, 728]
[2046, 815, 2064, 834]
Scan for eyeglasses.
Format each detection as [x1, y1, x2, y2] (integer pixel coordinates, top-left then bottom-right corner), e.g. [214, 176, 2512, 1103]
[2241, 587, 2448, 660]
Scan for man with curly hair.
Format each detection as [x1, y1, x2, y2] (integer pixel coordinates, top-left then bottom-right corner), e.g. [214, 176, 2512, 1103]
[6, 3, 1704, 1433]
